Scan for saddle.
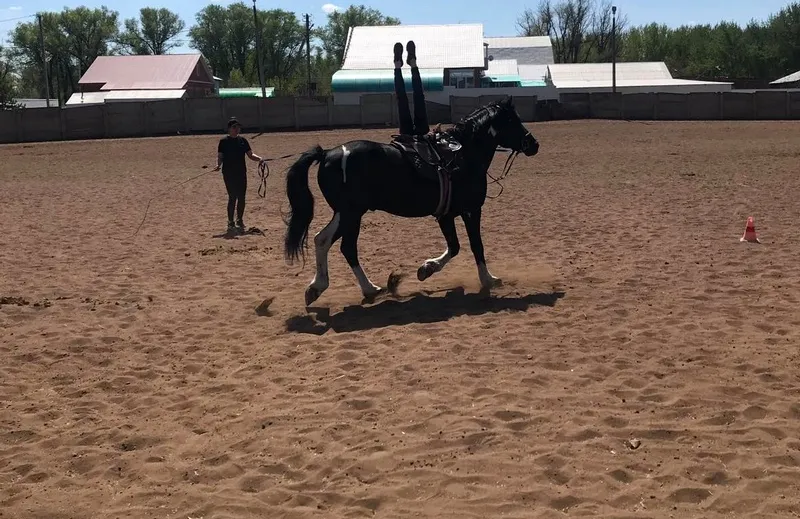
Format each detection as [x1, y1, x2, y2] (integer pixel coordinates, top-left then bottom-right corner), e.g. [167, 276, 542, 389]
[390, 133, 463, 218]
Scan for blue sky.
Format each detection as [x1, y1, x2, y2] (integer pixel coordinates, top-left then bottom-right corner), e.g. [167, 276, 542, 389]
[1, 0, 796, 51]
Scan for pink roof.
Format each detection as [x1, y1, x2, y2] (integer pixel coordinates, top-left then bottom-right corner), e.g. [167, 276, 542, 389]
[79, 54, 214, 90]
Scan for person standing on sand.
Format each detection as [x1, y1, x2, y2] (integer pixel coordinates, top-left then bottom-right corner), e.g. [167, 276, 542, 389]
[213, 117, 264, 233]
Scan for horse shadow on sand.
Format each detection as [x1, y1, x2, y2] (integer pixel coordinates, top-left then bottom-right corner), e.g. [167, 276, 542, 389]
[285, 284, 565, 335]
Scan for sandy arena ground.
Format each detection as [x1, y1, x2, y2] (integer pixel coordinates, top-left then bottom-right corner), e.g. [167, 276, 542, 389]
[2, 120, 800, 518]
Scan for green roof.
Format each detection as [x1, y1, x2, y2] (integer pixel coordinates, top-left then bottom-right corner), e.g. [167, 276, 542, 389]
[332, 68, 443, 93]
[486, 74, 522, 83]
[218, 87, 275, 98]
[520, 79, 547, 87]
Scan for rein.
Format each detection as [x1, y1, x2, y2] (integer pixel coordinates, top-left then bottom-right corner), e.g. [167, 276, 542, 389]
[486, 149, 519, 200]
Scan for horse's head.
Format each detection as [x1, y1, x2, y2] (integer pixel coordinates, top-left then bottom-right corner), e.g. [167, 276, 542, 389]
[489, 96, 539, 156]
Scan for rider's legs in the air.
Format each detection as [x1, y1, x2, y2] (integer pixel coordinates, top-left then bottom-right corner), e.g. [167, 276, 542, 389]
[394, 41, 430, 136]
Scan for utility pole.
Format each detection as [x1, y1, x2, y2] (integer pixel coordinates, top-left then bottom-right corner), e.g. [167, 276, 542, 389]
[304, 14, 313, 96]
[252, 0, 267, 99]
[37, 13, 51, 107]
[611, 5, 617, 95]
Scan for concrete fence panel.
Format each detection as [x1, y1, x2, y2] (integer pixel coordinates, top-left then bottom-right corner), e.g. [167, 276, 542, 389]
[722, 92, 755, 119]
[260, 97, 295, 129]
[19, 107, 61, 142]
[623, 93, 656, 119]
[450, 96, 480, 122]
[559, 93, 591, 118]
[686, 93, 722, 120]
[477, 95, 508, 107]
[589, 93, 621, 119]
[296, 97, 329, 128]
[331, 104, 361, 126]
[0, 111, 18, 143]
[105, 102, 146, 137]
[426, 100, 451, 125]
[790, 92, 800, 119]
[186, 98, 223, 132]
[63, 105, 104, 140]
[514, 96, 538, 122]
[223, 98, 261, 129]
[360, 94, 393, 125]
[147, 99, 184, 135]
[655, 93, 688, 120]
[755, 91, 788, 119]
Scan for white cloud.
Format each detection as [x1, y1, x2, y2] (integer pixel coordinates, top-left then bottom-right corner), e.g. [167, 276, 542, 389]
[7, 5, 23, 9]
[321, 3, 342, 14]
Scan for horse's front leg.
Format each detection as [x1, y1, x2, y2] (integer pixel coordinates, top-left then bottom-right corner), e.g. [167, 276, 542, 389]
[462, 208, 500, 289]
[417, 216, 460, 281]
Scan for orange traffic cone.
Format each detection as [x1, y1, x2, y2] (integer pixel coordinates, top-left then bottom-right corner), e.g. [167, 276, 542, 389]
[740, 216, 760, 243]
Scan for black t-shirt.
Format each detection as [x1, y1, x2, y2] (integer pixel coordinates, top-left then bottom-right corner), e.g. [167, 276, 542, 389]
[218, 136, 251, 175]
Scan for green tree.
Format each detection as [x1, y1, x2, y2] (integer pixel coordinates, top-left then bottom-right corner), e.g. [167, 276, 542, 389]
[1, 46, 20, 109]
[227, 68, 249, 87]
[317, 5, 400, 65]
[11, 7, 119, 103]
[189, 3, 254, 81]
[517, 0, 626, 63]
[255, 9, 305, 92]
[119, 7, 185, 55]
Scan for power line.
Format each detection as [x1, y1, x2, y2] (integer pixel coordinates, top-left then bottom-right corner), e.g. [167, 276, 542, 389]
[0, 14, 36, 24]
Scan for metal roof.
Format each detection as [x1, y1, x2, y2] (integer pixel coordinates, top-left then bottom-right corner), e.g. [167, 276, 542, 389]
[65, 89, 186, 106]
[771, 70, 800, 84]
[16, 98, 58, 108]
[104, 89, 186, 101]
[485, 36, 552, 48]
[342, 24, 485, 70]
[518, 64, 550, 81]
[65, 92, 109, 106]
[555, 78, 733, 89]
[79, 54, 214, 90]
[548, 62, 673, 86]
[486, 36, 554, 66]
[486, 59, 519, 76]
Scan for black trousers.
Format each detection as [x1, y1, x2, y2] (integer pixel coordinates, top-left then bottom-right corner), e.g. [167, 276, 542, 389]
[394, 67, 429, 136]
[223, 172, 247, 223]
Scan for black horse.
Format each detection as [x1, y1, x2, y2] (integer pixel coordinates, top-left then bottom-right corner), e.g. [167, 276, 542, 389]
[284, 96, 539, 306]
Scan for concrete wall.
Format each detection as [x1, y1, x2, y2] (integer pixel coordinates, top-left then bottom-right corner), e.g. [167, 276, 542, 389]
[559, 90, 800, 121]
[3, 91, 799, 144]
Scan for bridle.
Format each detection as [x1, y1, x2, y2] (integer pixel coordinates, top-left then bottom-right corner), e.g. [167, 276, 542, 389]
[488, 130, 533, 199]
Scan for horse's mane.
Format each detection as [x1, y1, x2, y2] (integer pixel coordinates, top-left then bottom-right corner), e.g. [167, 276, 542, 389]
[444, 102, 504, 142]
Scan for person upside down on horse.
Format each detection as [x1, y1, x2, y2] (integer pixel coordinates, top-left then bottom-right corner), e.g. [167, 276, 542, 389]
[393, 40, 441, 139]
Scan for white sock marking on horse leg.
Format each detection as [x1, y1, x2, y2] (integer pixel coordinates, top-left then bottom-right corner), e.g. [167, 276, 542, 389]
[309, 213, 341, 292]
[351, 264, 381, 296]
[477, 261, 499, 289]
[423, 249, 452, 273]
[341, 145, 350, 184]
[488, 125, 497, 137]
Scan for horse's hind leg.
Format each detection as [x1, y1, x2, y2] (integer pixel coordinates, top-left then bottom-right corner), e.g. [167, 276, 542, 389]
[305, 213, 342, 306]
[462, 209, 501, 289]
[339, 211, 382, 299]
[418, 216, 460, 281]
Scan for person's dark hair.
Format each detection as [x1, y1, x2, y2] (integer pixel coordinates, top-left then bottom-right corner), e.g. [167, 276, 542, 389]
[227, 117, 241, 129]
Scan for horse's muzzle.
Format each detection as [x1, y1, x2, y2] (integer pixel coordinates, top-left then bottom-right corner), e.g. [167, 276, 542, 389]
[522, 133, 539, 156]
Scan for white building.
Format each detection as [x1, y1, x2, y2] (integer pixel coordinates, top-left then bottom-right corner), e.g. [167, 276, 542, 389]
[548, 62, 732, 94]
[332, 24, 556, 104]
[331, 23, 732, 105]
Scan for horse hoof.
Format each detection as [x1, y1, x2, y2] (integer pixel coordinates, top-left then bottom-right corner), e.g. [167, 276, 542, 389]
[417, 264, 436, 281]
[480, 277, 502, 290]
[305, 287, 321, 306]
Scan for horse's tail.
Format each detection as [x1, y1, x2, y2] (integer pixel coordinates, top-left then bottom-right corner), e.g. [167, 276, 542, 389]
[284, 145, 325, 264]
